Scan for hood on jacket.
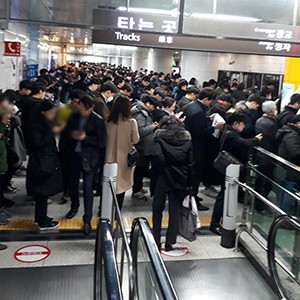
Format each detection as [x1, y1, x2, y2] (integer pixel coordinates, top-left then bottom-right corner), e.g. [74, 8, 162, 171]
[276, 124, 299, 144]
[154, 128, 191, 146]
[131, 101, 150, 116]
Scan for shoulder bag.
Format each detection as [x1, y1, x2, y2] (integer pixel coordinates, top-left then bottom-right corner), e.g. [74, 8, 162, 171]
[213, 130, 244, 175]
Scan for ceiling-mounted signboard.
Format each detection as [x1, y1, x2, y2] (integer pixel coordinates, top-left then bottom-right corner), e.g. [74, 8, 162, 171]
[93, 9, 179, 34]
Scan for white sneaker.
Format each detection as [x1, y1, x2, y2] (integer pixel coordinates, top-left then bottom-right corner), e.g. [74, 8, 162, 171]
[132, 191, 148, 201]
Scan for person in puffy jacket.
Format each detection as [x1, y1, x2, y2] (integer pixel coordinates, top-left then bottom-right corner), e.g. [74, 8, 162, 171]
[131, 96, 158, 201]
[276, 115, 300, 215]
[151, 116, 194, 251]
[277, 115, 300, 165]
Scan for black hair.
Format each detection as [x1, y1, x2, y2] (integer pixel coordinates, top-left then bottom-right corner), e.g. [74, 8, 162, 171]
[114, 75, 125, 86]
[260, 88, 272, 98]
[31, 84, 47, 95]
[159, 115, 184, 129]
[143, 95, 158, 106]
[19, 80, 32, 90]
[141, 75, 150, 83]
[290, 93, 300, 105]
[101, 83, 119, 94]
[231, 83, 238, 88]
[120, 83, 133, 93]
[158, 72, 165, 78]
[202, 81, 210, 88]
[162, 97, 176, 108]
[247, 94, 262, 105]
[199, 87, 217, 101]
[173, 73, 181, 80]
[39, 68, 48, 76]
[79, 95, 94, 109]
[69, 89, 85, 100]
[3, 90, 17, 104]
[79, 72, 88, 81]
[227, 113, 245, 126]
[154, 87, 166, 98]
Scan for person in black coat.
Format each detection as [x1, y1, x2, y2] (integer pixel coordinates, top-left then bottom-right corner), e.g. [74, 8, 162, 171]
[255, 101, 279, 154]
[277, 94, 300, 128]
[64, 96, 106, 235]
[185, 88, 224, 209]
[26, 100, 63, 230]
[151, 116, 194, 251]
[210, 113, 262, 235]
[276, 115, 300, 215]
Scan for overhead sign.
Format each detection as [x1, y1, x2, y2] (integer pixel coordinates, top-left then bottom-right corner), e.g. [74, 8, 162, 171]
[183, 18, 298, 43]
[14, 245, 51, 263]
[92, 29, 300, 57]
[4, 41, 21, 57]
[93, 9, 179, 34]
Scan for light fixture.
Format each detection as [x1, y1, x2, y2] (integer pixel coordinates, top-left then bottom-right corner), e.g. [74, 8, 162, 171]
[118, 7, 180, 17]
[190, 13, 260, 23]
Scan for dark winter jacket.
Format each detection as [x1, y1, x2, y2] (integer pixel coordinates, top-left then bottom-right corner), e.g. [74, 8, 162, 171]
[131, 101, 155, 156]
[0, 122, 8, 174]
[277, 106, 299, 128]
[276, 125, 300, 166]
[26, 115, 63, 197]
[223, 126, 260, 165]
[152, 126, 194, 191]
[255, 115, 278, 154]
[177, 96, 191, 114]
[185, 101, 214, 151]
[63, 112, 106, 172]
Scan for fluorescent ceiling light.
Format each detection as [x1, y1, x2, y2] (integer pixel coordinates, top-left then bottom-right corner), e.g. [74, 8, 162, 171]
[118, 7, 179, 17]
[190, 13, 260, 23]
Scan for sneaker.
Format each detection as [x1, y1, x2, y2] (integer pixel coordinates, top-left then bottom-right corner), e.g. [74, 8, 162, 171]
[2, 198, 15, 208]
[209, 226, 222, 236]
[201, 187, 218, 198]
[0, 208, 12, 218]
[0, 243, 7, 251]
[38, 221, 60, 231]
[0, 211, 8, 225]
[194, 195, 203, 202]
[141, 188, 148, 194]
[132, 191, 148, 201]
[4, 185, 17, 194]
[210, 186, 220, 194]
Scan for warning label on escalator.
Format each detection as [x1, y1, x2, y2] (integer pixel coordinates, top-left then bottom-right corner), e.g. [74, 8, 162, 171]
[14, 245, 51, 263]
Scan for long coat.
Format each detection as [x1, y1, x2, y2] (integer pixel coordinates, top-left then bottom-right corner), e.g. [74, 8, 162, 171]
[26, 115, 63, 197]
[105, 118, 139, 194]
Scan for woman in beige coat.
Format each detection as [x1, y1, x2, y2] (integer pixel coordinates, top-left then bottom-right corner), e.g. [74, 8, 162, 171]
[105, 95, 140, 209]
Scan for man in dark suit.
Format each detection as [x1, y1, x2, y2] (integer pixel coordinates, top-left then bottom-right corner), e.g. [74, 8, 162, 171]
[185, 88, 224, 210]
[64, 96, 106, 235]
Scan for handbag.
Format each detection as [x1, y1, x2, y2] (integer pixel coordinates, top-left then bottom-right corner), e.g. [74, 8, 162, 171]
[179, 193, 198, 242]
[213, 130, 244, 175]
[128, 147, 140, 167]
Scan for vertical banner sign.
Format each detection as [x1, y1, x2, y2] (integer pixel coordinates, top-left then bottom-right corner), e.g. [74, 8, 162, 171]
[26, 64, 39, 81]
[4, 42, 21, 57]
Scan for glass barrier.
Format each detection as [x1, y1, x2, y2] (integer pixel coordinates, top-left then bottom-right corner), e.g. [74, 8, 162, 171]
[268, 216, 300, 300]
[130, 218, 178, 300]
[0, 0, 5, 19]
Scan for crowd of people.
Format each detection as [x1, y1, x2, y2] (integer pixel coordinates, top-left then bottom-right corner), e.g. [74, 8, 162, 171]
[0, 62, 299, 252]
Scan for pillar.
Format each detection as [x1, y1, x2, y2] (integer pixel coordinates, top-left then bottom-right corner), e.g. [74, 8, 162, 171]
[26, 25, 40, 80]
[283, 57, 300, 90]
[180, 51, 219, 86]
[147, 48, 173, 74]
[132, 47, 148, 71]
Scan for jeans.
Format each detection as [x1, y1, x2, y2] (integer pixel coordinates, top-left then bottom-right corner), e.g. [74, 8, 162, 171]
[0, 174, 4, 207]
[69, 153, 96, 224]
[280, 181, 299, 216]
[152, 176, 186, 247]
[211, 184, 225, 228]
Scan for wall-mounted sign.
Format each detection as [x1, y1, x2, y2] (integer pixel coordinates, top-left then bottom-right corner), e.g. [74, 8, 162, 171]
[183, 18, 298, 43]
[93, 9, 179, 34]
[92, 29, 300, 57]
[4, 42, 21, 57]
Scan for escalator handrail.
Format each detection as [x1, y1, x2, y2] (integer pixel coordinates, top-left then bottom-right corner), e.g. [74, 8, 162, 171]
[267, 215, 300, 300]
[94, 219, 123, 300]
[130, 217, 178, 300]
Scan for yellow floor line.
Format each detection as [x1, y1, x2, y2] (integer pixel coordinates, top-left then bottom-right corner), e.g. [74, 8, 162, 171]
[0, 215, 212, 231]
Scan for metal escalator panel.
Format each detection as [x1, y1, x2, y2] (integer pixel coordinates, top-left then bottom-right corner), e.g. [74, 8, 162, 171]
[94, 219, 123, 300]
[130, 218, 178, 300]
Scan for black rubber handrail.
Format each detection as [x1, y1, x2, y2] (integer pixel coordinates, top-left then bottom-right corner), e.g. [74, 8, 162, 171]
[267, 215, 300, 300]
[130, 217, 178, 300]
[94, 219, 123, 300]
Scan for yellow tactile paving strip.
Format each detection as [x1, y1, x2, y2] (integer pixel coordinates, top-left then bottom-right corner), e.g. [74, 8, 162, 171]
[0, 215, 212, 231]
